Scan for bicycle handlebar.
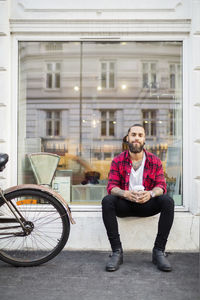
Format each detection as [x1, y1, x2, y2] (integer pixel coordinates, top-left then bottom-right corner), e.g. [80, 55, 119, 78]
[0, 153, 9, 171]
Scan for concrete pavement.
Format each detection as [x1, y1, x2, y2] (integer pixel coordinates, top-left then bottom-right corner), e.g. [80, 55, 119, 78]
[0, 251, 199, 300]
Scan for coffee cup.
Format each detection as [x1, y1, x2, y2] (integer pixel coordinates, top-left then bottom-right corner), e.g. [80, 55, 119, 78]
[132, 185, 145, 192]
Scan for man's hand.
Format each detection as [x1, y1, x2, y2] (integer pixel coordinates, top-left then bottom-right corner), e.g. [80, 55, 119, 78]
[111, 186, 163, 203]
[124, 190, 138, 202]
[134, 191, 151, 203]
[124, 190, 151, 203]
[111, 187, 160, 203]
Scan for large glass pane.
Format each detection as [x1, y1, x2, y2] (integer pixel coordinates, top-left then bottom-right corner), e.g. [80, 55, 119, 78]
[81, 42, 183, 205]
[18, 41, 183, 206]
[18, 42, 82, 199]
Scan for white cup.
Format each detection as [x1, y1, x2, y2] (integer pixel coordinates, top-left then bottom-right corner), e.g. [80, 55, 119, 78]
[132, 185, 145, 192]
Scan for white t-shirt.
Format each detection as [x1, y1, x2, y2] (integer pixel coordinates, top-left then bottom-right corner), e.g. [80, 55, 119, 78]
[129, 153, 146, 191]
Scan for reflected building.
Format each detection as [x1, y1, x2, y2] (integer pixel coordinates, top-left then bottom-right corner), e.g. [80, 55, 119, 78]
[18, 41, 182, 203]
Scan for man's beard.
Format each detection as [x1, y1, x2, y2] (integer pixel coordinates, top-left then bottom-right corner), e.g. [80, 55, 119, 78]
[128, 142, 144, 153]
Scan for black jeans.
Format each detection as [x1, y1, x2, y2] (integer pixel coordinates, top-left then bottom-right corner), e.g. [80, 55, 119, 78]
[102, 194, 174, 252]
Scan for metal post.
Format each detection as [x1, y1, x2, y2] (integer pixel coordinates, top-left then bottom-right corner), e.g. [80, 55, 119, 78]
[79, 42, 83, 156]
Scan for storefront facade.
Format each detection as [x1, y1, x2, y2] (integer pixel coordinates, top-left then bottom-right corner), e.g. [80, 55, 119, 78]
[0, 0, 199, 251]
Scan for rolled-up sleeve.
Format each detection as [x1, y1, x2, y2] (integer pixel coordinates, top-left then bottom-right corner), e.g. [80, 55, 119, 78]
[107, 159, 121, 194]
[154, 159, 167, 194]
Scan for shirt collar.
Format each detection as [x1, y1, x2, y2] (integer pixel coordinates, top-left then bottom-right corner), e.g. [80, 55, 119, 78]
[125, 148, 149, 162]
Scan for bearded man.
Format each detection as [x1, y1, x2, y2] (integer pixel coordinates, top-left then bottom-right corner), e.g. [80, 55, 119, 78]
[102, 124, 174, 272]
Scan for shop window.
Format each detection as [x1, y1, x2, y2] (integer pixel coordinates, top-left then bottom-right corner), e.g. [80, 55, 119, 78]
[101, 61, 115, 89]
[18, 41, 183, 206]
[142, 62, 157, 88]
[46, 62, 61, 89]
[142, 110, 157, 137]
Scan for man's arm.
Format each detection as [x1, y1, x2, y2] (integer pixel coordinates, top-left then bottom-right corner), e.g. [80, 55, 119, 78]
[111, 187, 126, 198]
[111, 186, 164, 203]
[111, 187, 139, 202]
[107, 159, 122, 194]
[153, 159, 167, 194]
[151, 187, 163, 197]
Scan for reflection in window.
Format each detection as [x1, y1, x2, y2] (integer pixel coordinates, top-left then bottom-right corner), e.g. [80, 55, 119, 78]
[170, 63, 181, 90]
[101, 61, 115, 88]
[142, 62, 157, 88]
[142, 110, 157, 137]
[169, 110, 176, 136]
[46, 111, 61, 136]
[101, 110, 116, 137]
[45, 42, 63, 51]
[46, 62, 61, 89]
[18, 41, 183, 205]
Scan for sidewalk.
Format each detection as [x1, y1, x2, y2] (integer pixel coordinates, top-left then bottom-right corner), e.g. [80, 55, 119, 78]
[0, 251, 199, 300]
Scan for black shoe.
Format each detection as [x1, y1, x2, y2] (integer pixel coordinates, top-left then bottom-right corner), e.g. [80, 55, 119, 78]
[106, 249, 123, 272]
[152, 248, 172, 272]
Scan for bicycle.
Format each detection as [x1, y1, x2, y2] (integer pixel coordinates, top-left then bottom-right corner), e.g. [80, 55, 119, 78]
[0, 153, 75, 267]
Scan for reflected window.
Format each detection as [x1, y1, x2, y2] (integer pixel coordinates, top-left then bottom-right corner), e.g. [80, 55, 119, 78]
[168, 110, 176, 136]
[45, 42, 63, 51]
[46, 62, 61, 89]
[143, 110, 157, 137]
[142, 62, 157, 88]
[169, 63, 181, 90]
[101, 61, 115, 89]
[46, 111, 61, 136]
[101, 110, 116, 137]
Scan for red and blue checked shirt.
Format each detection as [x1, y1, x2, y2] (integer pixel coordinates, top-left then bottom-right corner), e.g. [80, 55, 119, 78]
[107, 149, 167, 194]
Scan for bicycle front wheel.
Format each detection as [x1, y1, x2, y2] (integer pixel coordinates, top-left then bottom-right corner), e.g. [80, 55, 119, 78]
[0, 189, 70, 267]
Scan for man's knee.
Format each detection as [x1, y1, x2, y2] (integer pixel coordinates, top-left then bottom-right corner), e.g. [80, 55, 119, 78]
[159, 194, 174, 209]
[102, 194, 117, 209]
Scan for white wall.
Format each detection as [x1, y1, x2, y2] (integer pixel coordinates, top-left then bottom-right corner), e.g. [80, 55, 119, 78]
[0, 0, 11, 189]
[0, 0, 199, 251]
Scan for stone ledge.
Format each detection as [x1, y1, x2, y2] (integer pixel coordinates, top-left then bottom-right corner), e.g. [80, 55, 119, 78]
[65, 211, 199, 252]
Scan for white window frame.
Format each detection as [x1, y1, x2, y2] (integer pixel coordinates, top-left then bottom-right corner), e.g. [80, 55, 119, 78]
[10, 36, 189, 213]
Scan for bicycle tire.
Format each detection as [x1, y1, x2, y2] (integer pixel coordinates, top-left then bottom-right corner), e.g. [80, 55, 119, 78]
[0, 189, 70, 267]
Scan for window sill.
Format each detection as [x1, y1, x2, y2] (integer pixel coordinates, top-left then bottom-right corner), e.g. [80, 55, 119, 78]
[101, 87, 116, 91]
[44, 88, 61, 92]
[93, 137, 122, 141]
[42, 136, 63, 139]
[70, 204, 187, 212]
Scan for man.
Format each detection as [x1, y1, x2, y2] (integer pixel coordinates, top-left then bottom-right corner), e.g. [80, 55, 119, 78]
[102, 124, 174, 272]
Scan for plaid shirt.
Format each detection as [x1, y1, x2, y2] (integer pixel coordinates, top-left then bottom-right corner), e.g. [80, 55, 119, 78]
[107, 149, 166, 194]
